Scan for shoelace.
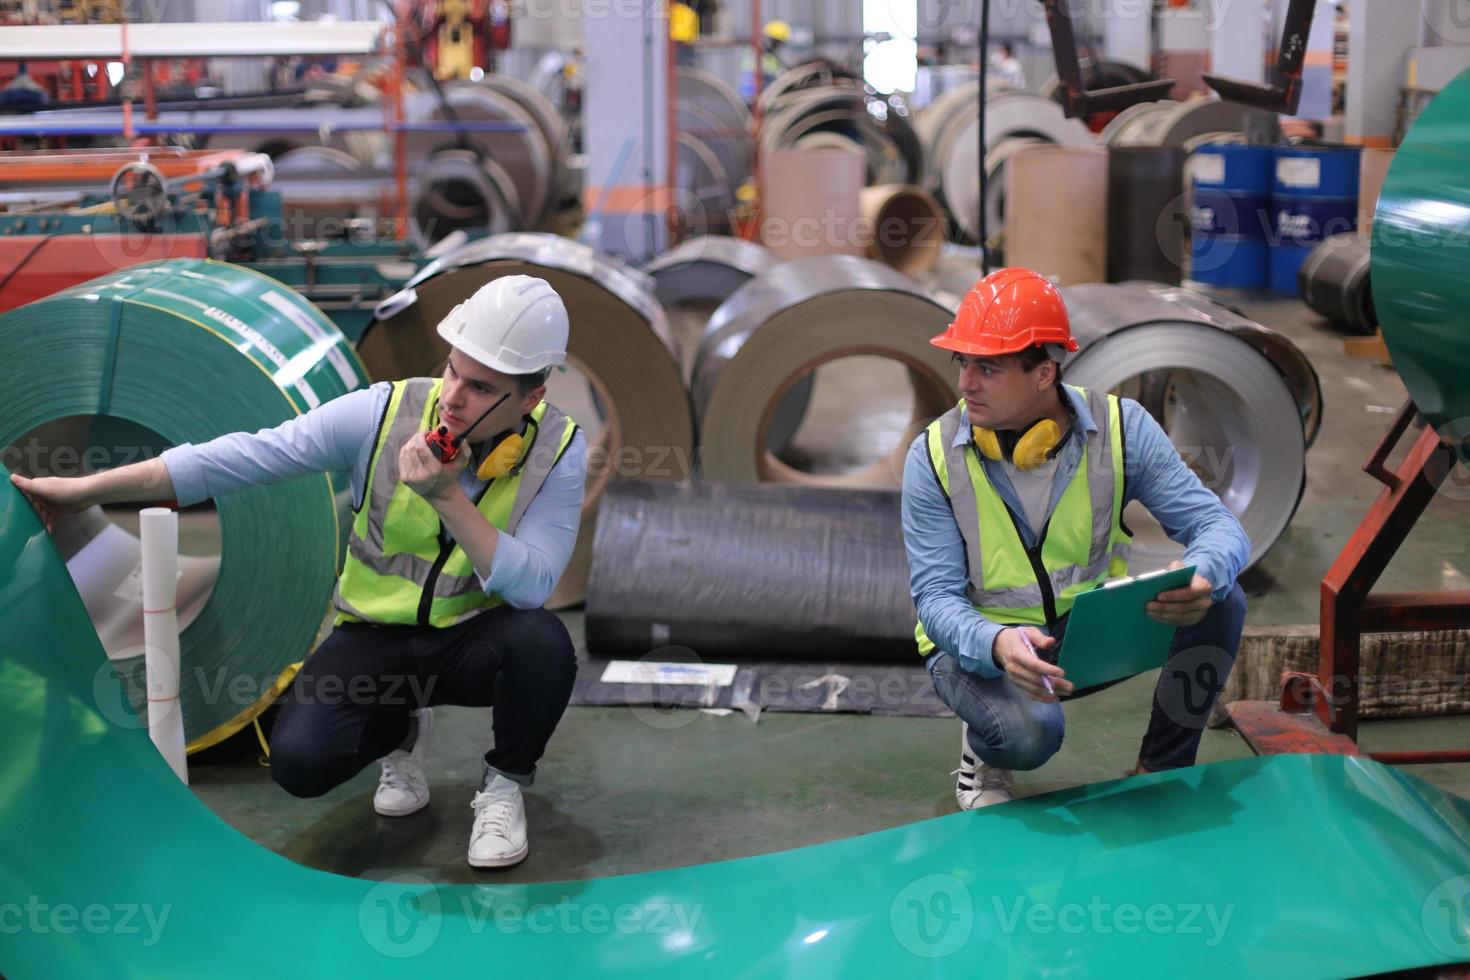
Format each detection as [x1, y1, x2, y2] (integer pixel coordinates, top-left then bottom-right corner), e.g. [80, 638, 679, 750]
[379, 752, 421, 793]
[471, 790, 517, 838]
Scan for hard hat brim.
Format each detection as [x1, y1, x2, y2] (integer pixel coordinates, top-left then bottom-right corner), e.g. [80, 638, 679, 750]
[929, 332, 1080, 356]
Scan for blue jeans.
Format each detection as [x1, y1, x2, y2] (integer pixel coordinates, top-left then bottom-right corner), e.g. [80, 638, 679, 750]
[926, 583, 1247, 772]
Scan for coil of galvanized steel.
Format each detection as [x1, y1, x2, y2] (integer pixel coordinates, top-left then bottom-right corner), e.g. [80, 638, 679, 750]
[1298, 234, 1376, 336]
[675, 66, 752, 222]
[1061, 281, 1314, 572]
[410, 148, 520, 245]
[691, 254, 958, 489]
[916, 82, 1092, 243]
[759, 86, 923, 186]
[586, 480, 915, 661]
[358, 233, 692, 608]
[1102, 98, 1268, 147]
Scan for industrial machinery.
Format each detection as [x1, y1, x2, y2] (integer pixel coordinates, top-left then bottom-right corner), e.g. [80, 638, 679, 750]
[0, 147, 423, 341]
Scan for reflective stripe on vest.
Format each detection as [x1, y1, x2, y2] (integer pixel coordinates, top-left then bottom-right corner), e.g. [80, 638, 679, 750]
[333, 377, 578, 628]
[915, 385, 1130, 656]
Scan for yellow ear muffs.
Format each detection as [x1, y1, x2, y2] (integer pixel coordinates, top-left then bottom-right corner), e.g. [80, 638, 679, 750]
[972, 418, 1063, 471]
[476, 433, 524, 480]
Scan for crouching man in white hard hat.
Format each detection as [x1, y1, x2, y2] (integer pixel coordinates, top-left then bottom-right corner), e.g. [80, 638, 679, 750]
[10, 276, 585, 869]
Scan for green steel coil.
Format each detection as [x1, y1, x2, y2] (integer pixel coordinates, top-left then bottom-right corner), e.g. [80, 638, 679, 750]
[1373, 66, 1470, 462]
[0, 258, 369, 750]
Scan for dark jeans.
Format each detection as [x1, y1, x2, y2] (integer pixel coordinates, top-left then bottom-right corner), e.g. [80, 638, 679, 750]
[927, 583, 1247, 773]
[269, 605, 576, 797]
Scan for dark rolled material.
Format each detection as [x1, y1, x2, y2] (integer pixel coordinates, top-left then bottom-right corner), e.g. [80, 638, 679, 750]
[1107, 145, 1188, 284]
[586, 480, 917, 662]
[1298, 233, 1377, 335]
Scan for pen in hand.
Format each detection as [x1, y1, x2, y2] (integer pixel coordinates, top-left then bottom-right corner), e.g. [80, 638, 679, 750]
[1016, 629, 1056, 697]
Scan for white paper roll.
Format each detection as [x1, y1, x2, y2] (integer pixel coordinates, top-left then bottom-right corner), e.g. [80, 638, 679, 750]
[140, 507, 187, 785]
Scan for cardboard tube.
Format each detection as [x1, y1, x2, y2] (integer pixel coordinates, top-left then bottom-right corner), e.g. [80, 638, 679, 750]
[858, 184, 946, 276]
[141, 507, 186, 784]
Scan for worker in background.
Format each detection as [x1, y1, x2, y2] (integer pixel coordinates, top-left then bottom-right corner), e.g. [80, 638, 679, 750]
[672, 2, 699, 67]
[740, 19, 791, 102]
[901, 268, 1249, 809]
[11, 277, 585, 870]
[989, 41, 1025, 89]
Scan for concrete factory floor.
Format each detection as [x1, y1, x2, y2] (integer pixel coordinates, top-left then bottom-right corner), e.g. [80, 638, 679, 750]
[185, 283, 1470, 884]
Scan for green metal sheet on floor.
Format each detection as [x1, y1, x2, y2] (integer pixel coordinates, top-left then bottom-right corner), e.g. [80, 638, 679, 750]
[2, 467, 1469, 976]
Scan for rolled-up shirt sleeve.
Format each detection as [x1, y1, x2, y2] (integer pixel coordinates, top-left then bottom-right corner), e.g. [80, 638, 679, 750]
[159, 384, 388, 508]
[901, 434, 1007, 677]
[478, 430, 587, 609]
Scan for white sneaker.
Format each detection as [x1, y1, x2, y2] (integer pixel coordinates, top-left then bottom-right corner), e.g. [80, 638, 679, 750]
[954, 722, 1014, 810]
[373, 708, 433, 817]
[468, 773, 529, 869]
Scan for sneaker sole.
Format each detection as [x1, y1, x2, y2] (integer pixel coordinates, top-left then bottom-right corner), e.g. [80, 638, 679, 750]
[373, 794, 430, 818]
[468, 842, 529, 869]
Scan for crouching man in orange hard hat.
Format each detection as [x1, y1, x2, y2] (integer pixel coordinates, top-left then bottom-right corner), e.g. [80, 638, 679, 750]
[901, 268, 1251, 808]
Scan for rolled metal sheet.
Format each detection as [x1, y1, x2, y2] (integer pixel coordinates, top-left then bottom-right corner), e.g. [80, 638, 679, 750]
[858, 184, 945, 275]
[475, 73, 571, 201]
[358, 232, 693, 607]
[412, 82, 553, 229]
[644, 235, 780, 310]
[923, 85, 1092, 243]
[1061, 282, 1310, 572]
[1103, 98, 1268, 147]
[645, 235, 781, 384]
[1372, 66, 1470, 461]
[1136, 282, 1323, 448]
[410, 148, 520, 246]
[0, 259, 368, 750]
[1299, 233, 1376, 335]
[269, 144, 371, 240]
[674, 132, 735, 235]
[755, 60, 858, 116]
[12, 494, 1470, 978]
[759, 87, 923, 186]
[587, 480, 915, 660]
[692, 254, 958, 489]
[674, 66, 752, 211]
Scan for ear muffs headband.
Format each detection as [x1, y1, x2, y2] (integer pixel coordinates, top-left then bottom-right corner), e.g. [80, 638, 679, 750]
[972, 418, 1063, 470]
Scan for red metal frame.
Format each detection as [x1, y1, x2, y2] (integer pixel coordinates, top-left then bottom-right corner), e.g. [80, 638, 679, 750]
[1229, 400, 1470, 763]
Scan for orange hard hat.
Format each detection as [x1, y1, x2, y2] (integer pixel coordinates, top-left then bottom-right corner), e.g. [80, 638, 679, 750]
[930, 267, 1079, 357]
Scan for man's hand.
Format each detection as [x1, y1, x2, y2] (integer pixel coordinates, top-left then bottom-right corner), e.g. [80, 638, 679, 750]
[1146, 559, 1215, 626]
[8, 473, 98, 532]
[994, 626, 1072, 702]
[399, 433, 466, 502]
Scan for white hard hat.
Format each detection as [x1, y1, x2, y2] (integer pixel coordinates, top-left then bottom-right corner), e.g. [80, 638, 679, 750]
[436, 275, 569, 375]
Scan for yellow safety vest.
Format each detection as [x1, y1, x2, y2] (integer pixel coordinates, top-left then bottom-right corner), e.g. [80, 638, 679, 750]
[333, 377, 578, 628]
[915, 385, 1131, 656]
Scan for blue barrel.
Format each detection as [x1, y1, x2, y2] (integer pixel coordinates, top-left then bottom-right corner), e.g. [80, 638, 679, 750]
[1269, 145, 1361, 293]
[1189, 143, 1275, 288]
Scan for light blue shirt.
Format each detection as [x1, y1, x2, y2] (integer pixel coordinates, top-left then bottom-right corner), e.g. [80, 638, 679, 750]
[161, 381, 587, 610]
[901, 385, 1251, 678]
